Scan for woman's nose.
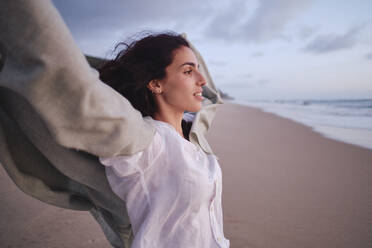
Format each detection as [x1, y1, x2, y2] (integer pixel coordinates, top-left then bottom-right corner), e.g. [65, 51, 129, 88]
[197, 71, 207, 86]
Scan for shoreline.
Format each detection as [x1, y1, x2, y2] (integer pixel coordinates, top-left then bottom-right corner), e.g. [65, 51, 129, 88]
[229, 99, 372, 151]
[312, 124, 372, 151]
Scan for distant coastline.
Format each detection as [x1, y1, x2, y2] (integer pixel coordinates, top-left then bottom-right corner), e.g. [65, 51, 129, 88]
[233, 98, 372, 150]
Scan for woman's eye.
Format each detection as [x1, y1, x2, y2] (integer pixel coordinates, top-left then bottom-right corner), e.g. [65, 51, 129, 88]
[184, 69, 192, 75]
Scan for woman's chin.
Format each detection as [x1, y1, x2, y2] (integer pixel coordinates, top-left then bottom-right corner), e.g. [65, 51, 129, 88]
[187, 103, 202, 113]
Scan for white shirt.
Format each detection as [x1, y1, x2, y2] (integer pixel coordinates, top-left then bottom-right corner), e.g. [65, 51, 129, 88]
[100, 116, 230, 248]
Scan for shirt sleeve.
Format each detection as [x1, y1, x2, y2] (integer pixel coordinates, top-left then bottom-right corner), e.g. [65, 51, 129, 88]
[0, 0, 155, 157]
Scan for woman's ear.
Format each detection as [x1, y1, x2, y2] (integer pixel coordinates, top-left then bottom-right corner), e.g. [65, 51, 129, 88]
[147, 79, 163, 94]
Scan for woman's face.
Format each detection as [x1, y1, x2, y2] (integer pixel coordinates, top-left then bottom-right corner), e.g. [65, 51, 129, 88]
[156, 46, 206, 113]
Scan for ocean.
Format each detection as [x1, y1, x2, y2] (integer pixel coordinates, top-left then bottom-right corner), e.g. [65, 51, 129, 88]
[232, 98, 372, 151]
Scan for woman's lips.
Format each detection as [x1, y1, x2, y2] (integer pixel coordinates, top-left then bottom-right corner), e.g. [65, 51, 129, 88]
[194, 92, 203, 101]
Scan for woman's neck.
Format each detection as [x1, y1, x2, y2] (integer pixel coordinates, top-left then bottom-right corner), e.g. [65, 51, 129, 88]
[152, 110, 184, 138]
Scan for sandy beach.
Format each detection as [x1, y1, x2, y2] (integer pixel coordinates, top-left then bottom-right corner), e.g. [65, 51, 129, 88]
[1, 102, 371, 247]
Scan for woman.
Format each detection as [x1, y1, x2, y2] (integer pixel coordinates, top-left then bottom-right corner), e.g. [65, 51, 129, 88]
[98, 33, 230, 248]
[0, 1, 228, 247]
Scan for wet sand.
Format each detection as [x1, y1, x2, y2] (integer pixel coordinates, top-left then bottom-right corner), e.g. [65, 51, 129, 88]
[207, 102, 372, 248]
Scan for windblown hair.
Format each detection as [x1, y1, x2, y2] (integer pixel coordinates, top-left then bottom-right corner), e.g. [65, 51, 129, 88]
[99, 31, 190, 117]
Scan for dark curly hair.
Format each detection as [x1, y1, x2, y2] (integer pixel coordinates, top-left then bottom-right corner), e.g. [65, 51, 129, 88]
[99, 31, 190, 117]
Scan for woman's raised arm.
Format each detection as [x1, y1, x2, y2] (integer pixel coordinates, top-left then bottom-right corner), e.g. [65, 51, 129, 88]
[0, 0, 155, 157]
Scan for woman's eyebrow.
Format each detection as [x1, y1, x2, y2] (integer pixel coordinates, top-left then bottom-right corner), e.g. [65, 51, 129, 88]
[179, 62, 200, 69]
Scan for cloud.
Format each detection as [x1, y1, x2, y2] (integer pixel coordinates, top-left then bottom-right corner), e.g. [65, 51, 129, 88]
[365, 52, 372, 60]
[251, 52, 263, 57]
[208, 60, 228, 67]
[303, 25, 363, 54]
[228, 75, 270, 88]
[53, 0, 314, 52]
[297, 25, 317, 40]
[52, 0, 210, 41]
[224, 81, 253, 88]
[257, 78, 271, 85]
[204, 0, 313, 43]
[51, 0, 217, 56]
[242, 73, 253, 78]
[203, 0, 248, 41]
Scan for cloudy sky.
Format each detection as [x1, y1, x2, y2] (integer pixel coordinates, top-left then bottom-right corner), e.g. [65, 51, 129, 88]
[53, 0, 372, 100]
